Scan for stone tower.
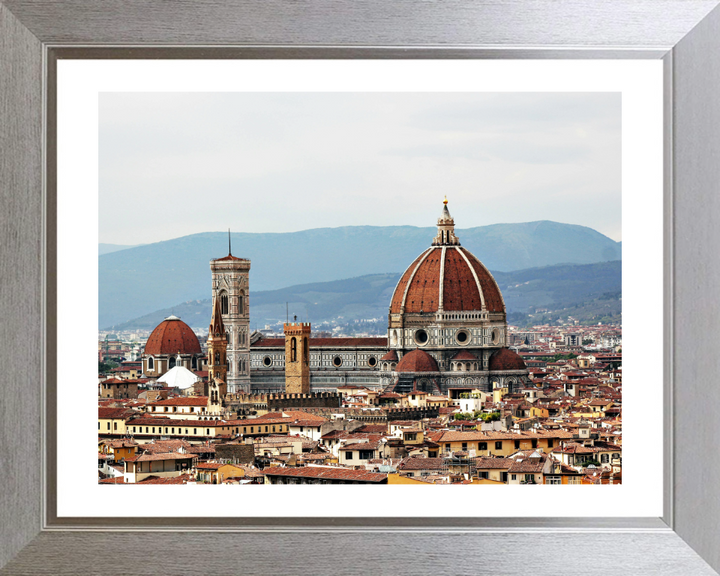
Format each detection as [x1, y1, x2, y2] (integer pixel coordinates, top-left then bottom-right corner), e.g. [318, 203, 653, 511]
[284, 322, 311, 394]
[210, 235, 251, 394]
[207, 295, 228, 384]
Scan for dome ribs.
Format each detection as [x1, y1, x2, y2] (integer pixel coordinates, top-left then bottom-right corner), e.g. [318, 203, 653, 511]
[404, 250, 441, 313]
[390, 250, 429, 313]
[461, 248, 506, 313]
[144, 318, 202, 356]
[442, 248, 482, 311]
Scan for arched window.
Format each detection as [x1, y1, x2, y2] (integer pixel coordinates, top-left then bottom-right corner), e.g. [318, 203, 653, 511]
[291, 337, 297, 362]
[220, 292, 229, 315]
[169, 357, 176, 369]
[238, 295, 244, 314]
[303, 337, 309, 364]
[191, 357, 197, 370]
[147, 357, 154, 370]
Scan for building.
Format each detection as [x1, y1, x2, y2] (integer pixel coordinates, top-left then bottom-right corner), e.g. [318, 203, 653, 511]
[141, 315, 203, 377]
[209, 238, 251, 393]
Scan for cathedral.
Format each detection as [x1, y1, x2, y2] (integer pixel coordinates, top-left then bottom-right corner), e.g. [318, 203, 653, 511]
[142, 200, 529, 395]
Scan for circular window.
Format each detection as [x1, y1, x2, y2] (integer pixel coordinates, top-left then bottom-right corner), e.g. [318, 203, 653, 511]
[262, 356, 272, 367]
[333, 356, 343, 367]
[456, 329, 470, 345]
[368, 356, 377, 367]
[414, 329, 429, 345]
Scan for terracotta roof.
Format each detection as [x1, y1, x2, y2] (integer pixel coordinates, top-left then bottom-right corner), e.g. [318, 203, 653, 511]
[489, 348, 527, 372]
[138, 473, 195, 484]
[251, 337, 387, 348]
[147, 397, 209, 407]
[396, 349, 439, 373]
[125, 452, 197, 463]
[398, 457, 445, 471]
[389, 246, 505, 314]
[475, 457, 514, 469]
[98, 407, 134, 419]
[380, 350, 399, 361]
[263, 466, 387, 483]
[213, 254, 248, 262]
[144, 317, 201, 356]
[452, 351, 478, 361]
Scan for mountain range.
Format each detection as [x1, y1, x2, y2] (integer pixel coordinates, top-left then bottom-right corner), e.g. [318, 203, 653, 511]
[107, 260, 621, 332]
[99, 221, 621, 329]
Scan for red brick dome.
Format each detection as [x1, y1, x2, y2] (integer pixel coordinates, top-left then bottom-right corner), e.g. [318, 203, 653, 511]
[390, 246, 505, 314]
[144, 316, 202, 356]
[452, 350, 477, 361]
[396, 349, 439, 373]
[380, 350, 399, 361]
[489, 348, 527, 371]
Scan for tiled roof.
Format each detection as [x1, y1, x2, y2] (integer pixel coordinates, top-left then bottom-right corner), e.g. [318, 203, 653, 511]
[475, 458, 514, 470]
[396, 349, 439, 373]
[263, 466, 387, 483]
[98, 407, 134, 419]
[489, 348, 527, 372]
[338, 442, 379, 452]
[125, 452, 197, 463]
[144, 317, 202, 356]
[398, 457, 445, 471]
[147, 397, 209, 407]
[251, 337, 387, 348]
[452, 351, 477, 361]
[380, 350, 399, 361]
[389, 246, 505, 314]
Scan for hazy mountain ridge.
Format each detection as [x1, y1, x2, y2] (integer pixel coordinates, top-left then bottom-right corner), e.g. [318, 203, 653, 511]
[99, 221, 621, 328]
[106, 261, 621, 332]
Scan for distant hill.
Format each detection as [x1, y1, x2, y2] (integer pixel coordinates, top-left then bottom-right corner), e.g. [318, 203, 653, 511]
[99, 243, 142, 256]
[99, 221, 621, 328]
[107, 261, 621, 332]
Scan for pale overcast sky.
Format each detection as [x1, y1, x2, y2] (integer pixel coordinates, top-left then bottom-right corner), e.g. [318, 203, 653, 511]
[99, 92, 621, 245]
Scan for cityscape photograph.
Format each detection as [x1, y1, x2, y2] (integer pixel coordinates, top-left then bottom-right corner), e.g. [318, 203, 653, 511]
[98, 92, 622, 486]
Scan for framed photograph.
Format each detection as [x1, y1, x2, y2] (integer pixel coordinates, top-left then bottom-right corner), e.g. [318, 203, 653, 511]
[2, 2, 720, 575]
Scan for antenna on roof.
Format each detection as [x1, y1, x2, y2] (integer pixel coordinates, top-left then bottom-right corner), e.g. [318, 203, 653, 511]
[228, 228, 232, 256]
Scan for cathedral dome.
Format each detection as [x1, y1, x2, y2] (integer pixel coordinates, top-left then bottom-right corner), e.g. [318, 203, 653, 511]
[489, 348, 527, 371]
[144, 316, 202, 356]
[396, 349, 439, 373]
[389, 202, 504, 315]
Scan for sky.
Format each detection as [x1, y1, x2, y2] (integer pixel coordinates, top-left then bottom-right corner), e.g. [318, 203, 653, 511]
[99, 92, 621, 245]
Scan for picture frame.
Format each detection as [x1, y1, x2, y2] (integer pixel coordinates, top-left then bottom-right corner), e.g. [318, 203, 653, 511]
[1, 1, 719, 574]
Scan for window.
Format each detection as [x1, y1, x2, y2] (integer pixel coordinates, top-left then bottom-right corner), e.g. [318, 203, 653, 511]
[346, 452, 353, 460]
[462, 443, 468, 450]
[251, 427, 254, 433]
[495, 441, 502, 450]
[514, 440, 520, 449]
[303, 337, 309, 364]
[333, 356, 342, 367]
[263, 356, 272, 367]
[171, 428, 175, 434]
[113, 422, 117, 430]
[194, 428, 197, 434]
[359, 450, 374, 460]
[445, 444, 451, 451]
[206, 429, 210, 435]
[291, 337, 297, 362]
[548, 439, 554, 448]
[169, 357, 176, 369]
[478, 442, 487, 451]
[221, 292, 229, 315]
[147, 357, 154, 370]
[546, 476, 562, 485]
[524, 474, 534, 483]
[265, 426, 269, 433]
[601, 454, 609, 464]
[511, 474, 517, 481]
[272, 426, 276, 432]
[106, 422, 110, 430]
[478, 471, 488, 479]
[531, 439, 538, 449]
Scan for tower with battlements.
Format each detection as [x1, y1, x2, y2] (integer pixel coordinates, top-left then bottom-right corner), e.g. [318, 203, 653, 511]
[284, 322, 311, 394]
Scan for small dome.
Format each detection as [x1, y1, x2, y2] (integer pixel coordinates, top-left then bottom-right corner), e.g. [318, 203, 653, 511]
[452, 351, 477, 361]
[144, 316, 202, 356]
[157, 365, 200, 390]
[489, 348, 527, 371]
[380, 350, 399, 361]
[396, 349, 439, 373]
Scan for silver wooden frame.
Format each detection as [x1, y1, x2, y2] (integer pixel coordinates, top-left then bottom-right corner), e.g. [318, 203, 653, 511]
[2, 2, 720, 574]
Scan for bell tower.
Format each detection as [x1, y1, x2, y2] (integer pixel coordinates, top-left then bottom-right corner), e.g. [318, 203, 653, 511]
[284, 321, 311, 394]
[210, 231, 251, 393]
